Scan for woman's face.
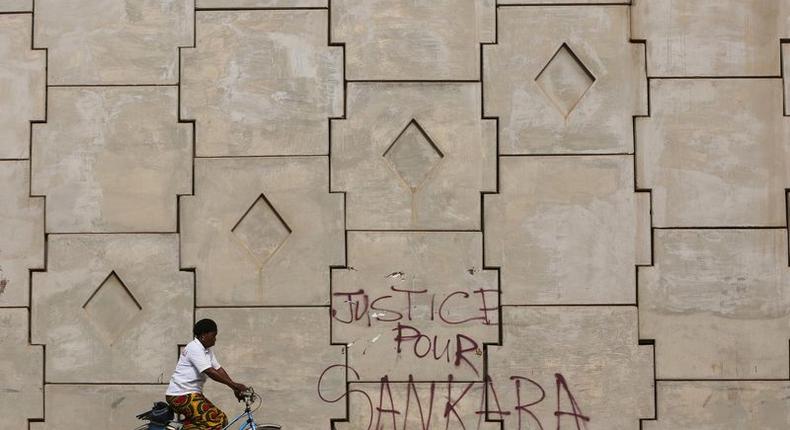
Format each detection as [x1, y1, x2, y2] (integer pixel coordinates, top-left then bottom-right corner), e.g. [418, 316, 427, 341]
[199, 331, 217, 348]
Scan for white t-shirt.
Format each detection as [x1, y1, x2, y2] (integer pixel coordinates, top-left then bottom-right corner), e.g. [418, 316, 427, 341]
[166, 338, 221, 396]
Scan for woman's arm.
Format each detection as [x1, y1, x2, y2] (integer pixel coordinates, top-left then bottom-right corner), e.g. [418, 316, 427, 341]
[203, 367, 247, 394]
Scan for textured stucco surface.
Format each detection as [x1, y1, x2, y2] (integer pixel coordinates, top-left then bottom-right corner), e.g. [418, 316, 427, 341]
[2, 1, 789, 429]
[182, 9, 343, 156]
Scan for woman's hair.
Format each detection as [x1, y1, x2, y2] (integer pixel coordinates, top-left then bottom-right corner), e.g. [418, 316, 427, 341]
[193, 318, 218, 337]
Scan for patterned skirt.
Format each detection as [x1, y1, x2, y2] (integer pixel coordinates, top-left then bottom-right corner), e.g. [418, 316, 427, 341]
[166, 392, 228, 430]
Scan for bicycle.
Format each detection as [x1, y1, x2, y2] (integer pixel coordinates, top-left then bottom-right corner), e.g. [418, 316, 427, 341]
[135, 387, 281, 430]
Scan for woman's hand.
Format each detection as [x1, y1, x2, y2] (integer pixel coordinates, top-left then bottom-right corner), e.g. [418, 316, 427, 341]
[204, 367, 248, 398]
[233, 382, 249, 400]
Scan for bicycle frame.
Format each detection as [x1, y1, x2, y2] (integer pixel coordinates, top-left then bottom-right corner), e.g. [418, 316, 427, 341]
[135, 388, 279, 430]
[223, 406, 257, 430]
[221, 389, 280, 430]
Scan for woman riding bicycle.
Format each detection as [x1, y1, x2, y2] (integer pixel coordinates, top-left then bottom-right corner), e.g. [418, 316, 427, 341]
[165, 319, 249, 430]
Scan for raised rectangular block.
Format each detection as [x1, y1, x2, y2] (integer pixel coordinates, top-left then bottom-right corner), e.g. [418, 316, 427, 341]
[485, 156, 650, 304]
[32, 87, 192, 233]
[500, 0, 626, 3]
[34, 0, 193, 85]
[645, 381, 790, 429]
[485, 6, 646, 154]
[633, 0, 790, 76]
[182, 10, 342, 156]
[0, 14, 45, 158]
[332, 83, 496, 230]
[488, 306, 654, 429]
[197, 0, 326, 7]
[636, 79, 790, 227]
[333, 232, 499, 381]
[197, 308, 344, 429]
[0, 309, 43, 429]
[782, 44, 790, 112]
[0, 0, 32, 12]
[331, 0, 494, 80]
[181, 157, 344, 306]
[31, 234, 192, 382]
[0, 161, 44, 306]
[640, 229, 790, 379]
[33, 385, 167, 430]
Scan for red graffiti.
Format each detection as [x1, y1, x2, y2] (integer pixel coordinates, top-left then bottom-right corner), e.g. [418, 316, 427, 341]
[392, 323, 481, 376]
[317, 365, 589, 430]
[331, 287, 498, 327]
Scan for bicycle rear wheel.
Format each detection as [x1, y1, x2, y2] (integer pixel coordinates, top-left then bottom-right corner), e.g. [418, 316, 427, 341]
[132, 424, 180, 430]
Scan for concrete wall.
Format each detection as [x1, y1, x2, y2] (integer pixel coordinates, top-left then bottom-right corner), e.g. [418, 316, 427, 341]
[1, 1, 789, 428]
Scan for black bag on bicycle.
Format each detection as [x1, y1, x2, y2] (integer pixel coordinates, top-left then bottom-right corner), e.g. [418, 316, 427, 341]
[136, 401, 175, 428]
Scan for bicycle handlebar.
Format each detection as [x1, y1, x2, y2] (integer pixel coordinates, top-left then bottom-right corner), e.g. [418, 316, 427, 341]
[239, 387, 257, 403]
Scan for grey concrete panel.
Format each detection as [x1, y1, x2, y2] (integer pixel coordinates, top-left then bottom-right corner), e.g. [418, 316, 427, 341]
[485, 6, 646, 154]
[333, 232, 498, 381]
[500, 0, 627, 3]
[0, 161, 44, 307]
[331, 0, 494, 80]
[32, 385, 168, 430]
[31, 234, 192, 382]
[645, 381, 790, 429]
[0, 14, 45, 158]
[197, 308, 344, 429]
[197, 0, 327, 7]
[488, 306, 654, 429]
[0, 309, 43, 429]
[32, 87, 192, 233]
[640, 229, 790, 379]
[332, 83, 496, 230]
[485, 156, 650, 304]
[0, 0, 31, 12]
[632, 0, 790, 77]
[636, 79, 790, 227]
[784, 44, 790, 112]
[181, 157, 344, 306]
[34, 0, 193, 85]
[182, 10, 342, 156]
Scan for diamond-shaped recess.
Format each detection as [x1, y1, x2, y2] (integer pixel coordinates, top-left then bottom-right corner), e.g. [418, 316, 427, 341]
[231, 194, 292, 267]
[535, 43, 596, 118]
[83, 271, 142, 344]
[383, 119, 444, 191]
